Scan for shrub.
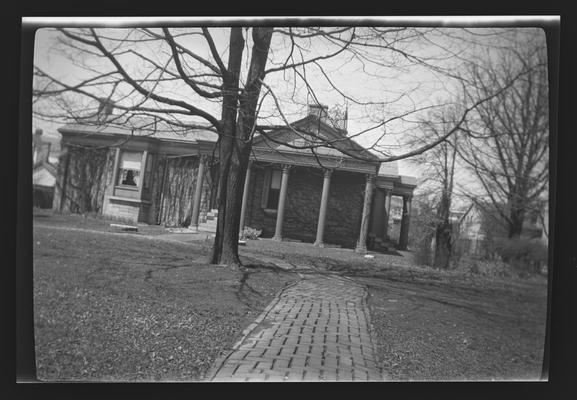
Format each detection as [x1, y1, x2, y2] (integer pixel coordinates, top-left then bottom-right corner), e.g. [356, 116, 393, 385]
[494, 237, 548, 276]
[241, 227, 262, 240]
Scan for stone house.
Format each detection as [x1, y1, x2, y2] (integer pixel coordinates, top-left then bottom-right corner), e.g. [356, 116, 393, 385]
[32, 129, 58, 208]
[53, 105, 417, 251]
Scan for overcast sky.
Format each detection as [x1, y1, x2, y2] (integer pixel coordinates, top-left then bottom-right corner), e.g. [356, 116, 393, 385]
[29, 17, 550, 182]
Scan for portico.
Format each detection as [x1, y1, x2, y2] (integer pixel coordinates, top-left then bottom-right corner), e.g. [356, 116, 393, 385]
[366, 174, 417, 251]
[235, 115, 417, 250]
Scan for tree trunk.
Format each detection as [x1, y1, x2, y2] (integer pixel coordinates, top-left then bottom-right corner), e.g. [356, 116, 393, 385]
[433, 191, 452, 269]
[508, 207, 525, 238]
[210, 139, 251, 266]
[433, 222, 452, 269]
[209, 27, 273, 266]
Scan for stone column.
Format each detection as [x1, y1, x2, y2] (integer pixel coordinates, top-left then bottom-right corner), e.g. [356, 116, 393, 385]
[355, 174, 375, 253]
[109, 147, 121, 194]
[239, 161, 253, 236]
[190, 155, 206, 231]
[383, 189, 392, 240]
[398, 195, 412, 250]
[369, 189, 386, 240]
[272, 165, 291, 241]
[314, 169, 333, 247]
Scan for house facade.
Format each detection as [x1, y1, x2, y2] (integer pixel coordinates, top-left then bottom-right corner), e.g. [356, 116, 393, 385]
[53, 106, 417, 251]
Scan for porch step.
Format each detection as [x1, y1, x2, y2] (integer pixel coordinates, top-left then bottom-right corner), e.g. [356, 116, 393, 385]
[371, 237, 397, 252]
[110, 223, 138, 232]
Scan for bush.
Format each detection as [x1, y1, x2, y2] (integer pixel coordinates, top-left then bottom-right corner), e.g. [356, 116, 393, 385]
[494, 237, 548, 276]
[241, 227, 262, 240]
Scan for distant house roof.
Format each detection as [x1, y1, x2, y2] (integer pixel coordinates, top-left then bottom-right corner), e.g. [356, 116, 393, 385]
[33, 162, 57, 187]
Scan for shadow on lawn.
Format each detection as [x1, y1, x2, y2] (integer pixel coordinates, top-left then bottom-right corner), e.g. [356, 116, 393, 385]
[377, 249, 403, 257]
[235, 262, 296, 305]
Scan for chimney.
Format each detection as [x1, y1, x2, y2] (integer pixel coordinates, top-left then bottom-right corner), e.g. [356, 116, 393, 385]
[97, 99, 115, 122]
[340, 107, 348, 132]
[308, 103, 328, 123]
[32, 129, 50, 165]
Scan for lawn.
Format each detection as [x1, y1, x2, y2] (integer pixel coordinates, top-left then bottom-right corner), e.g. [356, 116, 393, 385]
[32, 212, 298, 381]
[32, 210, 548, 381]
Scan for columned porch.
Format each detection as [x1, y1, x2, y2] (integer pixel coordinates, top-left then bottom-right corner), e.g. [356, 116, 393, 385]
[237, 159, 376, 249]
[224, 158, 417, 252]
[368, 176, 417, 251]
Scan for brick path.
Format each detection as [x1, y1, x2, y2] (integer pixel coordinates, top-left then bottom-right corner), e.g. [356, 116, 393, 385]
[207, 274, 384, 382]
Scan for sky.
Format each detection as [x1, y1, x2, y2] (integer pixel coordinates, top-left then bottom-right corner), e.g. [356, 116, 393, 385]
[29, 17, 550, 182]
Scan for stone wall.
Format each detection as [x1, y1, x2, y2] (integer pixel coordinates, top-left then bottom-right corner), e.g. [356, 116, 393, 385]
[53, 147, 213, 226]
[324, 171, 365, 248]
[155, 156, 198, 227]
[152, 155, 213, 227]
[245, 164, 365, 248]
[52, 145, 115, 215]
[103, 198, 141, 223]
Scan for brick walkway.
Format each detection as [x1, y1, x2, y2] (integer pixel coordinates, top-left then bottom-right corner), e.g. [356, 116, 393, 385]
[207, 274, 384, 382]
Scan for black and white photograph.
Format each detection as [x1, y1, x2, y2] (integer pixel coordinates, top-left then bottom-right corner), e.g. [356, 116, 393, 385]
[21, 16, 558, 384]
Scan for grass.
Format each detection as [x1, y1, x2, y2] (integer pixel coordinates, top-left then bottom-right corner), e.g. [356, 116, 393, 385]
[33, 212, 298, 381]
[32, 210, 548, 381]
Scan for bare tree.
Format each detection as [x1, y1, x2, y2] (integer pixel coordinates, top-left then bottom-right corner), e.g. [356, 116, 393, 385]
[456, 32, 549, 238]
[409, 106, 461, 268]
[33, 26, 532, 266]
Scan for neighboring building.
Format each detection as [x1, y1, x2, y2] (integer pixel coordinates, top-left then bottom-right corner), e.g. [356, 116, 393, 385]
[454, 201, 549, 256]
[53, 104, 417, 251]
[32, 129, 58, 208]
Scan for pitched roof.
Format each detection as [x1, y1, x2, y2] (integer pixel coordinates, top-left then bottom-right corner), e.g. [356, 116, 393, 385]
[253, 115, 380, 162]
[33, 161, 58, 187]
[33, 160, 57, 176]
[58, 114, 384, 165]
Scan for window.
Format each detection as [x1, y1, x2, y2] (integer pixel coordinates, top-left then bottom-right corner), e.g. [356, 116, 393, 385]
[117, 151, 142, 187]
[262, 169, 282, 210]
